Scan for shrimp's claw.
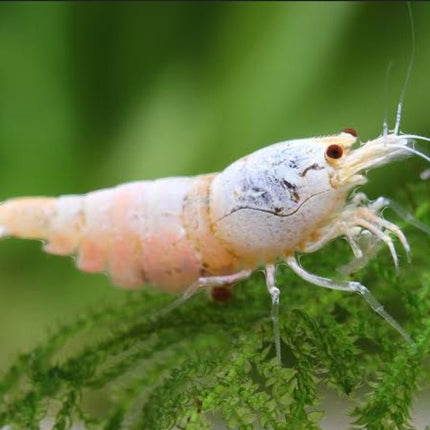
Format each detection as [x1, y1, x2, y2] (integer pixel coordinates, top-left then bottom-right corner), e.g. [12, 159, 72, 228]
[299, 193, 410, 274]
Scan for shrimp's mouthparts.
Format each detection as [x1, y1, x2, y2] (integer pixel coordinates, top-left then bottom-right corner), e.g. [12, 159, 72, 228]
[336, 133, 430, 187]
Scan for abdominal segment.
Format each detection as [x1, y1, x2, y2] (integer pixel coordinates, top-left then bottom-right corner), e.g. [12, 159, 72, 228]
[0, 175, 240, 293]
[69, 178, 204, 292]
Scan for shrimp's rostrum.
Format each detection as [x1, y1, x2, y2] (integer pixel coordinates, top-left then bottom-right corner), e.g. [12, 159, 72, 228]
[1, 129, 428, 345]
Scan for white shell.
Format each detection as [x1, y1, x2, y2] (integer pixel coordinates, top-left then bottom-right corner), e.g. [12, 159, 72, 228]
[209, 138, 342, 261]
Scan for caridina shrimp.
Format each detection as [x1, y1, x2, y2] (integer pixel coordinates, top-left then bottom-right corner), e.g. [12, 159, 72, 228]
[0, 4, 428, 363]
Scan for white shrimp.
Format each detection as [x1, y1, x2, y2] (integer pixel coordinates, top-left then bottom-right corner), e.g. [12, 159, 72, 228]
[1, 4, 426, 366]
[1, 126, 430, 361]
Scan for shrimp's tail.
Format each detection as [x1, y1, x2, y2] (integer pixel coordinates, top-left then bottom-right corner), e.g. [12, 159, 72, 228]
[0, 196, 83, 254]
[0, 197, 57, 240]
[0, 188, 148, 289]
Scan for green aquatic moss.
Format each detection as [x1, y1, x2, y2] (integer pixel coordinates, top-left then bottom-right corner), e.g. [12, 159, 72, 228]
[1, 186, 430, 430]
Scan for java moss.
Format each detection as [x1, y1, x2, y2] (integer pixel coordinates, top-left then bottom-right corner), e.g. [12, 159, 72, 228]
[1, 184, 430, 430]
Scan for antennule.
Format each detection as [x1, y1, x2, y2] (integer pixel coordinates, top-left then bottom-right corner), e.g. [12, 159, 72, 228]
[382, 60, 393, 137]
[394, 2, 415, 135]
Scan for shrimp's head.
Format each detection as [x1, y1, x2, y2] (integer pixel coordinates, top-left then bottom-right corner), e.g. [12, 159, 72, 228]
[328, 129, 417, 190]
[208, 131, 357, 261]
[209, 129, 423, 262]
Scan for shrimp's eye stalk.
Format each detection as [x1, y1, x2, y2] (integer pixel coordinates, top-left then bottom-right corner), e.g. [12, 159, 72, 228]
[326, 144, 343, 160]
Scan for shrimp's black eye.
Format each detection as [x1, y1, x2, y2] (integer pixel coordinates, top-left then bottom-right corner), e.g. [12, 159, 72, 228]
[326, 144, 343, 159]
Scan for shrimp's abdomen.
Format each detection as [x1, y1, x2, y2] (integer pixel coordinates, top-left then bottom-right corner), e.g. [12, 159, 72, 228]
[0, 176, 241, 293]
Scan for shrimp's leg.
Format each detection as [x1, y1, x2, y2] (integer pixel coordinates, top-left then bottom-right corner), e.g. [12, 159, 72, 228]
[379, 196, 430, 237]
[265, 264, 281, 364]
[303, 194, 411, 276]
[337, 231, 381, 277]
[156, 270, 252, 317]
[285, 255, 414, 345]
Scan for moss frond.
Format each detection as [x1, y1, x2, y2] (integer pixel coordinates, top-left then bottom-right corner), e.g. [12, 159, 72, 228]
[1, 185, 430, 429]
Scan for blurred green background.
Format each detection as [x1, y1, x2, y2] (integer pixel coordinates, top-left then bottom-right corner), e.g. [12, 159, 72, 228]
[0, 1, 430, 378]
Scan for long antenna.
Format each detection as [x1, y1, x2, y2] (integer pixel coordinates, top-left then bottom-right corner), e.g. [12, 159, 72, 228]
[382, 60, 393, 138]
[394, 1, 415, 135]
